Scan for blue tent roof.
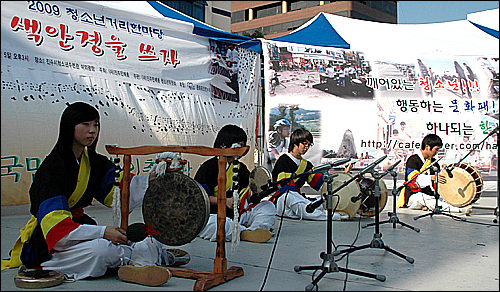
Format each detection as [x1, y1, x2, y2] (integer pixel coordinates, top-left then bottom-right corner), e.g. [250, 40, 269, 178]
[270, 13, 350, 49]
[148, 1, 262, 53]
[468, 20, 499, 39]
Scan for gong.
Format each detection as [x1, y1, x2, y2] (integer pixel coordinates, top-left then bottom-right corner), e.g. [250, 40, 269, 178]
[142, 172, 210, 246]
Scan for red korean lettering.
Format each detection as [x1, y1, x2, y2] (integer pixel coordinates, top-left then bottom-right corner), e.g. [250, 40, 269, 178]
[159, 49, 180, 68]
[104, 35, 127, 60]
[58, 24, 74, 51]
[418, 76, 431, 91]
[138, 43, 159, 61]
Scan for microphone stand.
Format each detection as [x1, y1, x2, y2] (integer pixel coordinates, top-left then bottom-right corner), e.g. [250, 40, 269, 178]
[294, 172, 385, 291]
[413, 165, 466, 222]
[333, 167, 415, 265]
[363, 161, 420, 232]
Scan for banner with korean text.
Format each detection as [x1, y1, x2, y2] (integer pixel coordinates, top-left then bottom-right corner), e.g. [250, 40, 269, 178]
[1, 1, 260, 205]
[262, 36, 498, 189]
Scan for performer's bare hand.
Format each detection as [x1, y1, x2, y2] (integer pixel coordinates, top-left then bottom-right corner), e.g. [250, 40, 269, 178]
[344, 161, 355, 173]
[437, 173, 447, 184]
[104, 226, 127, 245]
[226, 196, 235, 209]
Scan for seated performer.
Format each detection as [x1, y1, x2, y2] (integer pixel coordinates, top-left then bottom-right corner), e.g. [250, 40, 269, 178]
[1, 102, 188, 287]
[397, 133, 472, 214]
[195, 124, 276, 243]
[270, 128, 351, 221]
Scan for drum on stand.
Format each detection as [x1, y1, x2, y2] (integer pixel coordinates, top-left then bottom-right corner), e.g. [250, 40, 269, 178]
[439, 163, 483, 207]
[322, 173, 361, 219]
[250, 166, 272, 194]
[357, 173, 388, 217]
[142, 172, 210, 246]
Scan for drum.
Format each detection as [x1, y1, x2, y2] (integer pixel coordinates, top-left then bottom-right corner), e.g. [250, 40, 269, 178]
[142, 172, 210, 246]
[322, 173, 361, 219]
[357, 173, 388, 217]
[250, 166, 272, 194]
[439, 163, 483, 207]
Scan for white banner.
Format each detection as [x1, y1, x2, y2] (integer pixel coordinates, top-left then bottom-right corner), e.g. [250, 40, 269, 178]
[1, 1, 260, 205]
[262, 37, 498, 185]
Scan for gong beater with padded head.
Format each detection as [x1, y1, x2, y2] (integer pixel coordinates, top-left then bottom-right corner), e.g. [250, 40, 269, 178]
[142, 172, 210, 246]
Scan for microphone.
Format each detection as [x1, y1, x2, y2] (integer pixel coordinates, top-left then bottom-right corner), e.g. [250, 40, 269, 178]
[310, 158, 351, 174]
[444, 165, 454, 178]
[126, 222, 148, 242]
[385, 160, 401, 173]
[351, 191, 365, 203]
[250, 187, 278, 203]
[358, 155, 387, 176]
[306, 198, 325, 213]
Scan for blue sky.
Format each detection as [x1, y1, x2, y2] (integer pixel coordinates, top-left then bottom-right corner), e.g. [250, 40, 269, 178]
[397, 1, 499, 24]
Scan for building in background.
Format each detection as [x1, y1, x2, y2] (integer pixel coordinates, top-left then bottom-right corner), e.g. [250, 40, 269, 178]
[231, 1, 397, 38]
[160, 1, 232, 32]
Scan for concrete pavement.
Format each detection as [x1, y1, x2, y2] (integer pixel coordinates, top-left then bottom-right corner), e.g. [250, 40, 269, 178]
[2, 184, 498, 291]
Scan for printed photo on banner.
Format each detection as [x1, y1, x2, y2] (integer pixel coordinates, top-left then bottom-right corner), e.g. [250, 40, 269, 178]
[265, 42, 374, 99]
[208, 39, 240, 102]
[266, 104, 321, 170]
[263, 38, 497, 183]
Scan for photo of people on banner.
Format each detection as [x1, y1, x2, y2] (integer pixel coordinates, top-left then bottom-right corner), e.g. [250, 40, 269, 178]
[263, 39, 497, 187]
[265, 42, 374, 99]
[267, 105, 321, 171]
[375, 55, 498, 181]
[208, 39, 240, 102]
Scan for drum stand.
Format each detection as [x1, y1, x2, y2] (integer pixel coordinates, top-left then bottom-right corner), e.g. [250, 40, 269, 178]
[106, 145, 249, 291]
[414, 167, 466, 222]
[294, 172, 386, 291]
[363, 168, 420, 232]
[333, 169, 415, 264]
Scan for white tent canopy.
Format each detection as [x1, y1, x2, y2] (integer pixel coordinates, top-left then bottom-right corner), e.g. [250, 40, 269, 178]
[274, 10, 499, 63]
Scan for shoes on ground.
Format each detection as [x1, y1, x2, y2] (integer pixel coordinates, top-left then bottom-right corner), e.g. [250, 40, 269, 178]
[160, 248, 191, 267]
[340, 214, 350, 221]
[241, 228, 272, 243]
[460, 206, 473, 214]
[118, 265, 171, 287]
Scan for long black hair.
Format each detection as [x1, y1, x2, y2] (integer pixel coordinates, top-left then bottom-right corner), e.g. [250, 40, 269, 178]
[52, 102, 100, 156]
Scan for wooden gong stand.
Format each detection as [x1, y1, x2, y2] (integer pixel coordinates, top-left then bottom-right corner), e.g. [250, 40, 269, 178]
[106, 145, 249, 291]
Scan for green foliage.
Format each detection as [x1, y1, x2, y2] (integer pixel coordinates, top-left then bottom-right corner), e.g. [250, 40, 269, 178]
[242, 28, 265, 39]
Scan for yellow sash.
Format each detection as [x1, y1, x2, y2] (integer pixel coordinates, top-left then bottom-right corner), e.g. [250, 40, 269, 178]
[213, 162, 249, 200]
[1, 150, 91, 270]
[277, 158, 308, 183]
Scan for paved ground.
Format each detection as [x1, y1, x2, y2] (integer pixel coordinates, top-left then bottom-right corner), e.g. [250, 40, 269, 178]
[2, 182, 498, 291]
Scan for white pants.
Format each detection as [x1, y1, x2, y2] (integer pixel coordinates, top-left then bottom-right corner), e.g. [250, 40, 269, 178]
[276, 191, 342, 221]
[407, 192, 461, 213]
[41, 237, 163, 280]
[198, 200, 276, 242]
